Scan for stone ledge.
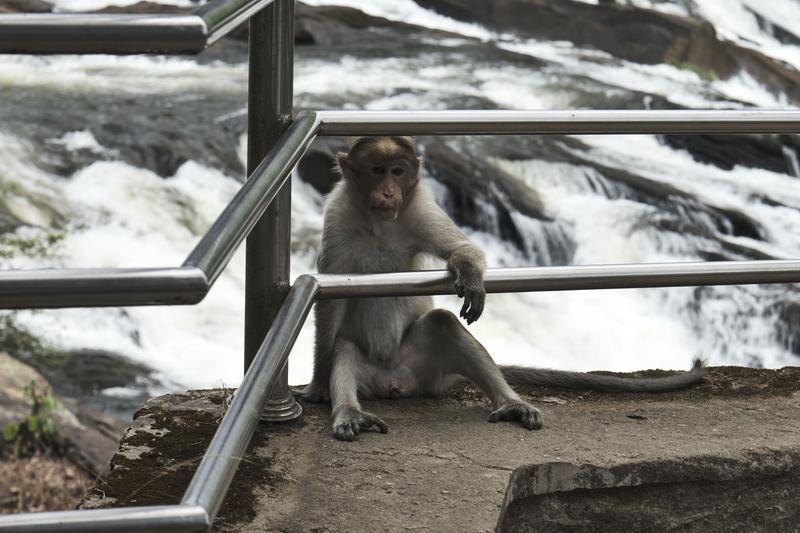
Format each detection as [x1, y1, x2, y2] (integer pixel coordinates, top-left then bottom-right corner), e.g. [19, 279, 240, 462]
[83, 366, 800, 532]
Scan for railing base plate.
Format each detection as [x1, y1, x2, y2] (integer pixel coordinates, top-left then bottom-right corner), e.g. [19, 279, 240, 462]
[259, 393, 303, 422]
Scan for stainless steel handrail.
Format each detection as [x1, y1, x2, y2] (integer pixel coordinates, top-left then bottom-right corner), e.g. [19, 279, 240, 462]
[183, 111, 319, 284]
[0, 111, 319, 309]
[0, 267, 207, 309]
[0, 0, 272, 54]
[0, 275, 319, 532]
[314, 260, 800, 298]
[5, 109, 800, 309]
[0, 505, 209, 533]
[181, 275, 318, 520]
[316, 109, 800, 135]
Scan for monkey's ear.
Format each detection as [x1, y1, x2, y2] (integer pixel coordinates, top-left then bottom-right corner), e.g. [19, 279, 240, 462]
[336, 152, 351, 177]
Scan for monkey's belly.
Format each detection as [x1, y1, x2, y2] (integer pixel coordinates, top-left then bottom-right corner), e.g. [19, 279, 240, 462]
[344, 295, 431, 363]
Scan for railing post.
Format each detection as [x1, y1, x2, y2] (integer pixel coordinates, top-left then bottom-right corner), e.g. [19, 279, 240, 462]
[245, 0, 301, 421]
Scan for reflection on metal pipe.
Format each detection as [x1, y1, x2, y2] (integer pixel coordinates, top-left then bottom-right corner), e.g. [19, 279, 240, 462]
[314, 260, 800, 299]
[184, 110, 319, 284]
[0, 504, 209, 533]
[0, 0, 274, 54]
[0, 267, 207, 309]
[316, 109, 800, 136]
[0, 14, 207, 54]
[181, 275, 318, 520]
[198, 0, 274, 45]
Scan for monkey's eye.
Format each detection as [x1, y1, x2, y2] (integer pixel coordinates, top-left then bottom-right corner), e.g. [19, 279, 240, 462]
[372, 166, 385, 175]
[391, 167, 405, 176]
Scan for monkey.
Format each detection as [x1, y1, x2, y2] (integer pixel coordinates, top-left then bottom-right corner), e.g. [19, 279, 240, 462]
[297, 136, 705, 441]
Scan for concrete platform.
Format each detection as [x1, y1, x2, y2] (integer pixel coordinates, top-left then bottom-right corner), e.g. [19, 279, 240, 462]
[83, 366, 800, 532]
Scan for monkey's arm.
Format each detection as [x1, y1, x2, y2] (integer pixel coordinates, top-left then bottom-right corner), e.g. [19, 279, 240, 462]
[412, 195, 487, 324]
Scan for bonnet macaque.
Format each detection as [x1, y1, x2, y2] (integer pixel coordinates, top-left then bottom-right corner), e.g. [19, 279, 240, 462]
[299, 136, 704, 441]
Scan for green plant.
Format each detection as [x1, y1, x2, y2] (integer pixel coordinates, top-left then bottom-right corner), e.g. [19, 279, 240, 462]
[2, 381, 62, 457]
[669, 61, 718, 81]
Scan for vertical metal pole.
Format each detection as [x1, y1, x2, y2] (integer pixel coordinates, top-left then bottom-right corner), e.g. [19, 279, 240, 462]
[246, 0, 301, 421]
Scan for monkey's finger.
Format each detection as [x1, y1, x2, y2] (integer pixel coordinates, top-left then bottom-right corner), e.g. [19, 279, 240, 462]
[460, 297, 471, 319]
[467, 293, 485, 323]
[454, 281, 465, 298]
[362, 413, 389, 434]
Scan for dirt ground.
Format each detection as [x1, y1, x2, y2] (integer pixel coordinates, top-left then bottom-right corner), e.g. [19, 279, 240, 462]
[0, 455, 88, 514]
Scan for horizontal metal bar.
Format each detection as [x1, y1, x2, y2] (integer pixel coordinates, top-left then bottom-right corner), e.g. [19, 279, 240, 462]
[0, 504, 209, 533]
[0, 0, 272, 54]
[0, 14, 207, 54]
[315, 110, 800, 135]
[0, 267, 207, 309]
[184, 110, 320, 283]
[314, 260, 800, 298]
[181, 275, 318, 520]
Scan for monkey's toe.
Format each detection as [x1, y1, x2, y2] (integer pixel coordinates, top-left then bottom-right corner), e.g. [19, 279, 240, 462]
[488, 401, 543, 431]
[333, 423, 358, 441]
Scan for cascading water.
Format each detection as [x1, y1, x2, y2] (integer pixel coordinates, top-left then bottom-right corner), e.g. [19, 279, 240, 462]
[1, 0, 799, 410]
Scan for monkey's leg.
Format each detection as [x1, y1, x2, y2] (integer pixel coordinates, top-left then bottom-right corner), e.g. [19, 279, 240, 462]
[403, 309, 543, 430]
[330, 338, 389, 441]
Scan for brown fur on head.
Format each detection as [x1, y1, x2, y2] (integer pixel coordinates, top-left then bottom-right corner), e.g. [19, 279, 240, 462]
[336, 136, 422, 221]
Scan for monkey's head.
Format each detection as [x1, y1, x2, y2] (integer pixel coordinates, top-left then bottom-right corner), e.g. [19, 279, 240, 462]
[337, 136, 422, 221]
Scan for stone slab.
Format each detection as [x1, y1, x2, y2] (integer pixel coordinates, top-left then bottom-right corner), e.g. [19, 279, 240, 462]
[83, 366, 800, 532]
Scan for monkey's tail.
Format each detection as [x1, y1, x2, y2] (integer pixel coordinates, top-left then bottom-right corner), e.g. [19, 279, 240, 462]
[500, 357, 706, 393]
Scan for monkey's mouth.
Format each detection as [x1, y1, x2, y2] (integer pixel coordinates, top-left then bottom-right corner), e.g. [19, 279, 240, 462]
[371, 206, 398, 219]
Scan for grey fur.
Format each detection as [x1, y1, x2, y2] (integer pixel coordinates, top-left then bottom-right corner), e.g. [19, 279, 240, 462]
[297, 138, 704, 441]
[500, 358, 705, 393]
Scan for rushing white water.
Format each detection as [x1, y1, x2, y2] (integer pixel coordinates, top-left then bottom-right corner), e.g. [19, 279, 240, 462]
[1, 0, 799, 402]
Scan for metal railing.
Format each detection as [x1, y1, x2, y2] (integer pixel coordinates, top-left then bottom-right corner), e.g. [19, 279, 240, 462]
[6, 108, 800, 309]
[2, 0, 800, 531]
[0, 0, 272, 54]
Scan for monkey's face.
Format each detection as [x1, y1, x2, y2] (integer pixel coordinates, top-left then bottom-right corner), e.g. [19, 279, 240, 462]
[337, 137, 421, 221]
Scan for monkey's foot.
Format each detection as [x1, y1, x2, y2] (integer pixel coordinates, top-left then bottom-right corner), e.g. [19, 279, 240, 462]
[292, 383, 330, 403]
[488, 401, 543, 430]
[332, 408, 389, 441]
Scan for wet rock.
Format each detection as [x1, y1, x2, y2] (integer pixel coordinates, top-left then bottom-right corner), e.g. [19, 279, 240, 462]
[0, 0, 51, 13]
[0, 319, 158, 421]
[414, 0, 800, 103]
[296, 137, 348, 195]
[295, 3, 455, 46]
[0, 352, 126, 476]
[0, 86, 246, 179]
[663, 134, 800, 175]
[774, 301, 800, 356]
[93, 1, 191, 15]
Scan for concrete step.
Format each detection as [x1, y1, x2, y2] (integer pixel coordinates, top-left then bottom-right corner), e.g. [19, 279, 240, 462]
[83, 366, 800, 532]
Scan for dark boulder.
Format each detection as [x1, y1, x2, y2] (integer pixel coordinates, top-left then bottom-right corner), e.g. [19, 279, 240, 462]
[663, 134, 800, 176]
[414, 0, 800, 104]
[296, 138, 347, 195]
[0, 0, 51, 13]
[774, 301, 800, 356]
[94, 2, 190, 15]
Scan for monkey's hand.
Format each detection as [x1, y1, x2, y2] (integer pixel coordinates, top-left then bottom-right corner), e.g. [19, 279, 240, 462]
[332, 406, 389, 441]
[453, 267, 485, 325]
